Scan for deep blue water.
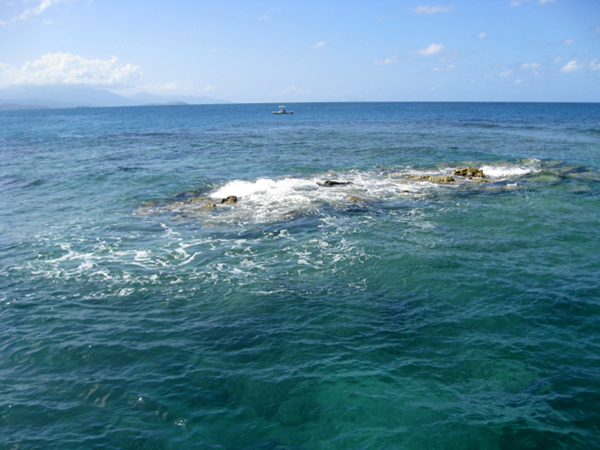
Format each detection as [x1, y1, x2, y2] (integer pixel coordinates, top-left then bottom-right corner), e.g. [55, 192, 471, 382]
[1, 102, 599, 449]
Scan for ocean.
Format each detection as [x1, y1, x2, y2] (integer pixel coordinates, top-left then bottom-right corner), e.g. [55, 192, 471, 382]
[1, 102, 599, 449]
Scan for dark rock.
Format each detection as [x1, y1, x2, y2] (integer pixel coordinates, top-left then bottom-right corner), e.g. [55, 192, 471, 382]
[220, 196, 238, 204]
[317, 180, 352, 187]
[203, 201, 216, 208]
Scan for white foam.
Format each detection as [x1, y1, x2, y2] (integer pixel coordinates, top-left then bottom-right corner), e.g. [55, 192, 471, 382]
[479, 164, 538, 178]
[211, 177, 315, 200]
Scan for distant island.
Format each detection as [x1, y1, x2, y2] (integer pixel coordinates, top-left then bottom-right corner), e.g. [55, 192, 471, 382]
[0, 85, 229, 110]
[0, 103, 49, 111]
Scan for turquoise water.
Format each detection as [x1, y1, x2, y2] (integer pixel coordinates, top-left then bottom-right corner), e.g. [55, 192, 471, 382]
[1, 102, 599, 449]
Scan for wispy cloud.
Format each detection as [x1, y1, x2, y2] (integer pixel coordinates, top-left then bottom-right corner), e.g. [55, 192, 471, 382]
[521, 62, 540, 69]
[374, 56, 399, 65]
[0, 0, 76, 25]
[500, 70, 513, 77]
[413, 43, 444, 56]
[412, 5, 455, 14]
[313, 41, 327, 49]
[258, 8, 280, 21]
[433, 65, 456, 71]
[511, 0, 556, 6]
[564, 38, 574, 45]
[477, 32, 487, 39]
[560, 60, 583, 73]
[0, 53, 142, 87]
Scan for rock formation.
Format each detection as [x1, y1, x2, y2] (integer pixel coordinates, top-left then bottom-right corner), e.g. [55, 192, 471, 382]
[452, 166, 485, 178]
[406, 175, 455, 183]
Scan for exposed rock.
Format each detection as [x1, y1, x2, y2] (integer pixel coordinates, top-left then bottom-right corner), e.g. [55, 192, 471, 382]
[220, 196, 238, 204]
[468, 177, 489, 183]
[317, 180, 352, 187]
[406, 175, 455, 183]
[452, 166, 485, 178]
[202, 201, 216, 209]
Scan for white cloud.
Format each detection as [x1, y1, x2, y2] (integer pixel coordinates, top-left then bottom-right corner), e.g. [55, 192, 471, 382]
[521, 62, 540, 69]
[203, 85, 216, 92]
[560, 60, 583, 73]
[0, 53, 142, 87]
[515, 79, 523, 84]
[564, 38, 574, 45]
[500, 70, 513, 77]
[374, 56, 399, 65]
[313, 41, 327, 49]
[412, 5, 455, 14]
[433, 65, 456, 71]
[477, 32, 487, 39]
[414, 43, 444, 56]
[0, 0, 76, 25]
[590, 60, 600, 71]
[538, 0, 556, 3]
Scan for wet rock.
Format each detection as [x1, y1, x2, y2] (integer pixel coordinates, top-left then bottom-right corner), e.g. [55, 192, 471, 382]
[317, 180, 353, 187]
[453, 166, 485, 178]
[406, 175, 455, 183]
[220, 196, 238, 204]
[202, 201, 216, 209]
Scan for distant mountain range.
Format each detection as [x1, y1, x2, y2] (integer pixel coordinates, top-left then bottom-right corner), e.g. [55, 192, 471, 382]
[0, 85, 229, 110]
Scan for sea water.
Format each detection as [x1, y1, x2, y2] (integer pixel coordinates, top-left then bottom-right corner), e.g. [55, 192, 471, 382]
[1, 102, 599, 449]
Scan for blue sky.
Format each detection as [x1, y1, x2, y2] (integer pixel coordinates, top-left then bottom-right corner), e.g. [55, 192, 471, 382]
[1, 0, 599, 102]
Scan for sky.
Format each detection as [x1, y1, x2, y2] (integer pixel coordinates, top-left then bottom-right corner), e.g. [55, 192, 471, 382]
[0, 0, 599, 103]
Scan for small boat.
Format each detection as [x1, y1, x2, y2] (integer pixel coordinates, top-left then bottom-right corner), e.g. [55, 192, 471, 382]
[272, 105, 294, 114]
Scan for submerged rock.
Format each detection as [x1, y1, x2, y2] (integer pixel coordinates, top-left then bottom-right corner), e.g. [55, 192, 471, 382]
[453, 166, 485, 178]
[185, 195, 209, 204]
[317, 180, 353, 187]
[346, 196, 373, 202]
